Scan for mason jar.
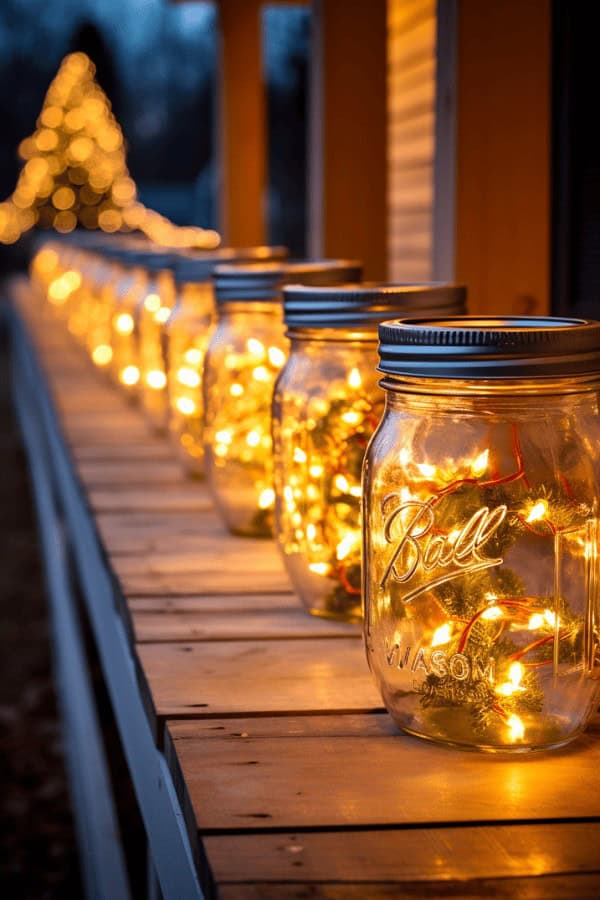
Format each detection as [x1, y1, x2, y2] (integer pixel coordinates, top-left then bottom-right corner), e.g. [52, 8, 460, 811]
[137, 254, 179, 431]
[273, 285, 467, 622]
[108, 251, 149, 396]
[166, 247, 288, 475]
[204, 260, 362, 536]
[363, 316, 600, 752]
[67, 246, 107, 344]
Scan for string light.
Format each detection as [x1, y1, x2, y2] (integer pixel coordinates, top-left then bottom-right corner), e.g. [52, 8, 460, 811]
[370, 422, 594, 746]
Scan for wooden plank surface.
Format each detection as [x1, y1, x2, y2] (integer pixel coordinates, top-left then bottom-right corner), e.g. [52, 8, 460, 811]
[73, 442, 176, 462]
[216, 876, 600, 900]
[131, 608, 358, 643]
[96, 511, 229, 555]
[129, 595, 299, 613]
[167, 714, 600, 832]
[89, 485, 213, 514]
[204, 822, 600, 884]
[77, 459, 183, 486]
[138, 642, 381, 724]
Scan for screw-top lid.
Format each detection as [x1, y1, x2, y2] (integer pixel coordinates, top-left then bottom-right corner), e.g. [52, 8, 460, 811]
[377, 316, 600, 379]
[283, 282, 467, 329]
[174, 246, 288, 286]
[213, 260, 363, 303]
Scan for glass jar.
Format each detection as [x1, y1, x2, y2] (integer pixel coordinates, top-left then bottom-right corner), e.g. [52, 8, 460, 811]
[86, 247, 126, 370]
[67, 246, 106, 344]
[30, 239, 61, 304]
[204, 260, 362, 536]
[137, 254, 179, 431]
[273, 284, 467, 621]
[363, 316, 600, 752]
[108, 252, 149, 396]
[166, 247, 288, 475]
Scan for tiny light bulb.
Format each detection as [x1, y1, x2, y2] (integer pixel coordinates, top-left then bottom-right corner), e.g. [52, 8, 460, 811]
[185, 348, 203, 366]
[526, 499, 548, 522]
[120, 365, 139, 386]
[92, 344, 112, 366]
[144, 293, 161, 312]
[176, 397, 196, 416]
[115, 312, 134, 335]
[471, 449, 489, 476]
[268, 346, 286, 368]
[146, 370, 167, 390]
[348, 367, 362, 389]
[258, 488, 275, 509]
[177, 366, 200, 388]
[431, 623, 452, 647]
[507, 714, 525, 741]
[247, 338, 264, 356]
[252, 366, 270, 383]
[481, 605, 503, 621]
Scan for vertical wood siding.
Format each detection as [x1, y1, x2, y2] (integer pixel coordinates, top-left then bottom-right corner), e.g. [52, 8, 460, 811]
[387, 0, 437, 281]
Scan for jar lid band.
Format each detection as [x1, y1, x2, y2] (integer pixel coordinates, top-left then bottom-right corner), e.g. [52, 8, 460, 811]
[174, 246, 288, 286]
[213, 260, 363, 303]
[377, 316, 600, 378]
[283, 283, 467, 329]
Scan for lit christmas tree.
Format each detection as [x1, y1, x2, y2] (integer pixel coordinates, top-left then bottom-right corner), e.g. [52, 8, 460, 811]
[0, 52, 219, 249]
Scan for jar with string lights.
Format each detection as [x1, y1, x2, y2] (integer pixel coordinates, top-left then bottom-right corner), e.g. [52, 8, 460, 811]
[30, 240, 61, 303]
[66, 241, 110, 344]
[272, 284, 467, 621]
[363, 316, 600, 752]
[137, 253, 180, 429]
[84, 243, 141, 370]
[204, 260, 362, 536]
[166, 247, 288, 476]
[41, 240, 84, 318]
[108, 247, 158, 395]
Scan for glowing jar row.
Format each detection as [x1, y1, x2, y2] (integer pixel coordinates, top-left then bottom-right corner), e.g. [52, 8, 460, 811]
[363, 315, 600, 752]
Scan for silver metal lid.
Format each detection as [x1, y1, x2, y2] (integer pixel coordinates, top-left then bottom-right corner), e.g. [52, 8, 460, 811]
[377, 316, 600, 378]
[174, 246, 288, 285]
[283, 282, 467, 329]
[213, 259, 363, 303]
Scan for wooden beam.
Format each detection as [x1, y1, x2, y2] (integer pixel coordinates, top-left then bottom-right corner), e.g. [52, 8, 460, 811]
[455, 0, 551, 315]
[218, 0, 266, 246]
[309, 0, 388, 279]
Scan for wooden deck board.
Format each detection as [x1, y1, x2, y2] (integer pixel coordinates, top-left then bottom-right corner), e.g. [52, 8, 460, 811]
[78, 459, 184, 486]
[204, 823, 600, 883]
[167, 714, 600, 832]
[131, 608, 358, 643]
[89, 485, 213, 514]
[138, 641, 381, 725]
[215, 876, 600, 900]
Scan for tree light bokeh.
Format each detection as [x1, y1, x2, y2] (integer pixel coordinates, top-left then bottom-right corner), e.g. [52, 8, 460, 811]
[0, 51, 220, 249]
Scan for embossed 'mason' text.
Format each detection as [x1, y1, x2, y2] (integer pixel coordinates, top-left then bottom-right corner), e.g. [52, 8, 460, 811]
[385, 638, 495, 684]
[380, 499, 507, 601]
